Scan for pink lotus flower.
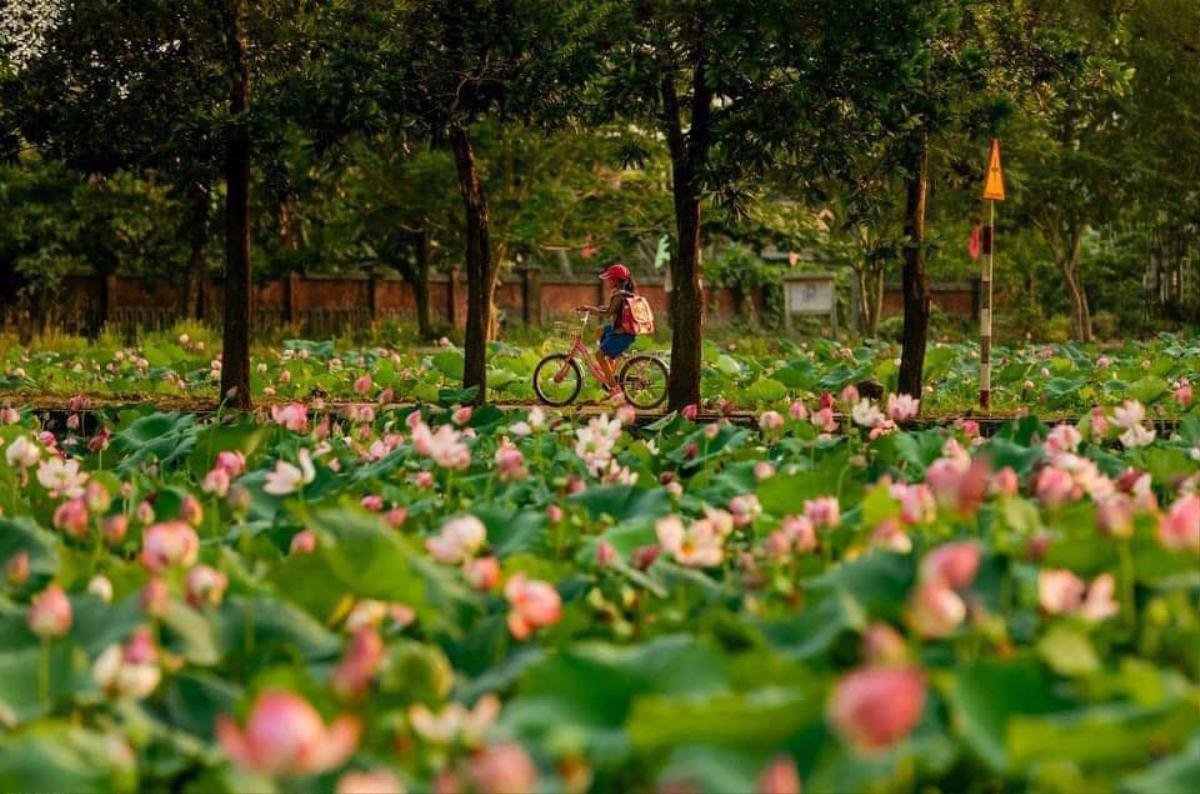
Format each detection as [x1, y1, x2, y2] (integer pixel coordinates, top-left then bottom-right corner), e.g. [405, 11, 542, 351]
[186, 565, 229, 608]
[464, 556, 501, 591]
[214, 450, 247, 477]
[781, 515, 817, 554]
[28, 583, 72, 637]
[1035, 467, 1076, 508]
[756, 756, 801, 794]
[468, 743, 538, 794]
[353, 374, 373, 395]
[546, 504, 564, 522]
[180, 494, 204, 527]
[804, 496, 840, 529]
[5, 551, 29, 586]
[886, 393, 920, 422]
[336, 769, 405, 794]
[1112, 399, 1146, 431]
[1158, 494, 1199, 552]
[841, 384, 860, 405]
[1045, 424, 1082, 455]
[505, 575, 562, 640]
[595, 540, 618, 567]
[427, 516, 487, 565]
[271, 403, 309, 433]
[729, 494, 763, 527]
[87, 427, 112, 453]
[385, 508, 407, 530]
[921, 541, 980, 589]
[926, 457, 989, 517]
[53, 498, 90, 539]
[1088, 406, 1110, 438]
[140, 576, 171, 617]
[989, 467, 1019, 497]
[862, 622, 908, 666]
[759, 410, 784, 433]
[1037, 569, 1086, 615]
[331, 627, 384, 699]
[217, 690, 361, 777]
[616, 404, 637, 426]
[656, 515, 725, 567]
[290, 530, 317, 555]
[494, 445, 528, 482]
[412, 471, 435, 489]
[1097, 494, 1134, 538]
[908, 581, 966, 638]
[202, 468, 231, 497]
[102, 514, 128, 545]
[93, 627, 161, 699]
[828, 666, 926, 753]
[788, 400, 808, 421]
[452, 406, 474, 426]
[1080, 573, 1119, 623]
[871, 518, 912, 553]
[681, 404, 699, 421]
[894, 483, 937, 524]
[754, 461, 776, 481]
[1176, 379, 1193, 408]
[140, 521, 199, 572]
[360, 494, 384, 512]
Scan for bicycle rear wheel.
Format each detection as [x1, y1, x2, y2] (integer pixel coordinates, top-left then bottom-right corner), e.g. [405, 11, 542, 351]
[619, 355, 669, 410]
[532, 354, 583, 406]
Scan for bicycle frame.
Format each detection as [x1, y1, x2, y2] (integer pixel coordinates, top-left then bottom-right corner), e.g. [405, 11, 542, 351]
[553, 312, 612, 387]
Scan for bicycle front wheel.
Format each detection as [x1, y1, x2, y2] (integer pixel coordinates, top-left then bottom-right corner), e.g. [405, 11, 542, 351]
[532, 354, 583, 406]
[619, 355, 669, 410]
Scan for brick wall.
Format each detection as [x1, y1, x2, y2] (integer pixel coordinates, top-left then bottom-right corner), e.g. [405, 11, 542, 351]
[9, 270, 985, 336]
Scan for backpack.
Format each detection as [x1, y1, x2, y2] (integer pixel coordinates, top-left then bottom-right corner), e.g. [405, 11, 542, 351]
[621, 294, 655, 335]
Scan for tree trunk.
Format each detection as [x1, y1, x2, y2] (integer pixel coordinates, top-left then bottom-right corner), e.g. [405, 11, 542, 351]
[220, 0, 252, 410]
[661, 62, 711, 412]
[181, 180, 209, 320]
[1061, 229, 1093, 342]
[449, 125, 491, 404]
[411, 230, 433, 339]
[898, 133, 930, 400]
[869, 264, 884, 337]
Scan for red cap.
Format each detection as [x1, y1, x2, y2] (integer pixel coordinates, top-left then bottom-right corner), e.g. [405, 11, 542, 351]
[599, 263, 630, 282]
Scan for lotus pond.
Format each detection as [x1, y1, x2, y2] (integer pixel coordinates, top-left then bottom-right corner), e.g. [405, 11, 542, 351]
[0, 384, 1198, 792]
[1, 327, 1197, 417]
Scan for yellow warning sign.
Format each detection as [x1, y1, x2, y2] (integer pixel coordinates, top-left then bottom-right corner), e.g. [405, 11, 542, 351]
[982, 139, 1005, 201]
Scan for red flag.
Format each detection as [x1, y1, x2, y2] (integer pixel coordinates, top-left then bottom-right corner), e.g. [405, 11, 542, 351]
[968, 225, 982, 261]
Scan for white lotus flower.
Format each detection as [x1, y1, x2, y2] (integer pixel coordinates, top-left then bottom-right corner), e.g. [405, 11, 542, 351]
[263, 449, 316, 495]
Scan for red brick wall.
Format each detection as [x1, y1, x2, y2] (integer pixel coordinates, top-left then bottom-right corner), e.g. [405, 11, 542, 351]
[21, 272, 985, 335]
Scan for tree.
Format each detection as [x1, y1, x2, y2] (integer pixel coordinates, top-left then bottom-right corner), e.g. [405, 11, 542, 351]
[588, 1, 818, 409]
[1007, 1, 1134, 342]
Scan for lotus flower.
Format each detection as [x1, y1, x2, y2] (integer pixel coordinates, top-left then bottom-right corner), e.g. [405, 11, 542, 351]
[37, 457, 89, 499]
[505, 575, 562, 640]
[5, 435, 40, 467]
[427, 515, 487, 564]
[331, 627, 384, 699]
[758, 410, 784, 433]
[828, 665, 926, 753]
[93, 627, 161, 699]
[264, 449, 316, 496]
[217, 690, 361, 777]
[140, 521, 199, 572]
[804, 496, 840, 529]
[468, 743, 538, 794]
[271, 403, 309, 433]
[186, 565, 229, 608]
[756, 756, 801, 794]
[1155, 493, 1197, 551]
[336, 769, 405, 794]
[28, 583, 72, 637]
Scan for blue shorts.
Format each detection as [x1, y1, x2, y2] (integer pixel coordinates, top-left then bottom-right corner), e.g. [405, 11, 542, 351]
[600, 324, 636, 357]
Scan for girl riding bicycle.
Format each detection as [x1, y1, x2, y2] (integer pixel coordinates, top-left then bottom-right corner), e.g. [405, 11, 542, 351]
[577, 262, 637, 391]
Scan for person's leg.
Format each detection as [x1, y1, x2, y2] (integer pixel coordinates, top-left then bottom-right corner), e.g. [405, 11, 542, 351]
[597, 353, 617, 388]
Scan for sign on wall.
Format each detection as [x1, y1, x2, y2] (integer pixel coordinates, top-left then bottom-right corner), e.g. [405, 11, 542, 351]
[782, 273, 838, 335]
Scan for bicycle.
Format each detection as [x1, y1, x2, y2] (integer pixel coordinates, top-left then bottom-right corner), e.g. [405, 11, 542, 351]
[532, 309, 669, 409]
